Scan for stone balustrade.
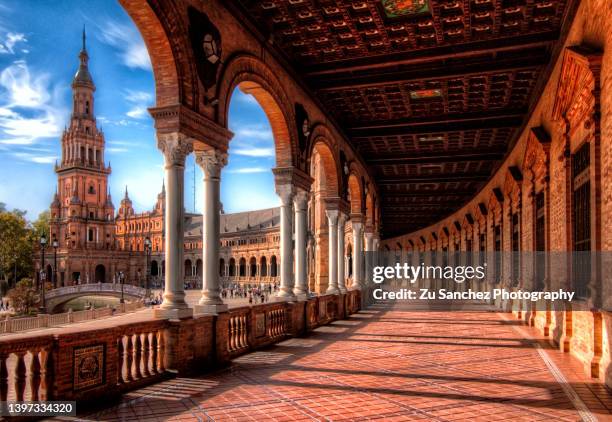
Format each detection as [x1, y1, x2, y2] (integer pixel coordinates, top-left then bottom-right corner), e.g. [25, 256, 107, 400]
[0, 290, 360, 403]
[0, 303, 144, 335]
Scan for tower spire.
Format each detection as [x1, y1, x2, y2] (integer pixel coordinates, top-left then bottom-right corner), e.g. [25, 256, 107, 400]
[82, 25, 87, 53]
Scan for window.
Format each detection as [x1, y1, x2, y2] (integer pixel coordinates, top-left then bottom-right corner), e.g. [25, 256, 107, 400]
[89, 211, 94, 219]
[479, 232, 486, 266]
[494, 224, 502, 283]
[535, 191, 546, 290]
[88, 229, 94, 242]
[572, 143, 591, 299]
[511, 212, 520, 286]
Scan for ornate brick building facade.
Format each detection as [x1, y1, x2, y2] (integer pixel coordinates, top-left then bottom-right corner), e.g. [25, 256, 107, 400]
[43, 32, 280, 288]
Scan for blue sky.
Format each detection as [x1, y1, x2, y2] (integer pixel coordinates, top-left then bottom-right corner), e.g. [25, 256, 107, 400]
[0, 0, 278, 221]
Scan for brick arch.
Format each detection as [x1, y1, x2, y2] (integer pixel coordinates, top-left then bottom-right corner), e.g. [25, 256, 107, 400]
[217, 54, 296, 167]
[365, 192, 374, 229]
[120, 0, 192, 107]
[308, 131, 340, 198]
[347, 172, 363, 215]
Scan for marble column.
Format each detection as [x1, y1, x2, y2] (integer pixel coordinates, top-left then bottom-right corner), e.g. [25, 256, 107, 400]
[293, 189, 309, 299]
[351, 220, 363, 290]
[326, 209, 339, 294]
[195, 148, 228, 314]
[155, 133, 193, 319]
[364, 232, 374, 286]
[337, 213, 348, 293]
[276, 184, 296, 300]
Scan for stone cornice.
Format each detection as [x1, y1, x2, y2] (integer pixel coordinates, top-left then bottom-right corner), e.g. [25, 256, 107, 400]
[149, 104, 233, 152]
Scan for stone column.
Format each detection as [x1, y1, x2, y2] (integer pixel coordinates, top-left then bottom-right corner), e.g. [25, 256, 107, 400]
[351, 220, 363, 290]
[194, 148, 228, 314]
[155, 133, 193, 319]
[276, 184, 296, 300]
[326, 209, 339, 294]
[293, 189, 309, 299]
[337, 213, 347, 293]
[364, 232, 374, 286]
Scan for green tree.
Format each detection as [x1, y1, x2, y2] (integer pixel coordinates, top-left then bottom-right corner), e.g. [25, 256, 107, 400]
[31, 210, 50, 240]
[0, 209, 33, 287]
[7, 278, 40, 315]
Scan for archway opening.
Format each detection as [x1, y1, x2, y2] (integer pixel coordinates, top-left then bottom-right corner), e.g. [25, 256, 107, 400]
[95, 265, 105, 283]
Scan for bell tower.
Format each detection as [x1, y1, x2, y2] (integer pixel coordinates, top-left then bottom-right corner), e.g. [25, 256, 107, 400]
[50, 28, 115, 251]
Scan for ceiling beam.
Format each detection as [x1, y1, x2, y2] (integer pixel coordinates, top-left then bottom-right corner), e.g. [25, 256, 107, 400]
[309, 55, 547, 91]
[378, 173, 490, 184]
[380, 190, 476, 197]
[369, 151, 505, 166]
[349, 111, 524, 137]
[303, 32, 559, 76]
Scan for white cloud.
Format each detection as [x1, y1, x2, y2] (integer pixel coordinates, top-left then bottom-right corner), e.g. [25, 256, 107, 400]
[0, 61, 64, 145]
[232, 147, 274, 157]
[0, 32, 26, 55]
[234, 126, 273, 141]
[124, 89, 152, 120]
[106, 147, 128, 154]
[12, 151, 57, 164]
[99, 21, 151, 71]
[227, 167, 268, 174]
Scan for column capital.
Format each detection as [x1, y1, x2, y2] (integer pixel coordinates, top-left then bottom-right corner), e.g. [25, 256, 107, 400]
[276, 183, 295, 205]
[364, 232, 375, 241]
[325, 208, 339, 224]
[352, 220, 363, 232]
[294, 188, 309, 211]
[195, 148, 227, 180]
[338, 212, 348, 226]
[157, 132, 193, 168]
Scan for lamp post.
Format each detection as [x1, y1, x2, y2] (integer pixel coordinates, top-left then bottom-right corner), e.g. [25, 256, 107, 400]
[119, 271, 125, 304]
[39, 233, 47, 313]
[52, 238, 59, 289]
[144, 237, 152, 296]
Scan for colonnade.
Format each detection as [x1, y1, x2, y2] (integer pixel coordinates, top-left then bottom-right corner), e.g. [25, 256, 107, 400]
[153, 132, 379, 318]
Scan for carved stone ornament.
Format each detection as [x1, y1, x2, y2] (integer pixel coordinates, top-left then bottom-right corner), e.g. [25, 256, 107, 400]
[195, 149, 228, 180]
[157, 133, 193, 168]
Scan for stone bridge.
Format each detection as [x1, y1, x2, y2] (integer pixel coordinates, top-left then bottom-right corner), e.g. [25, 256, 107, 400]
[45, 283, 146, 312]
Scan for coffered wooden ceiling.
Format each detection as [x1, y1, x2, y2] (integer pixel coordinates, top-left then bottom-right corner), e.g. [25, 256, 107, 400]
[229, 0, 579, 238]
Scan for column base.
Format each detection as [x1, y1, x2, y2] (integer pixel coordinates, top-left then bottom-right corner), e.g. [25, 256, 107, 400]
[274, 294, 296, 302]
[326, 287, 340, 295]
[294, 293, 310, 301]
[194, 304, 228, 315]
[153, 307, 193, 320]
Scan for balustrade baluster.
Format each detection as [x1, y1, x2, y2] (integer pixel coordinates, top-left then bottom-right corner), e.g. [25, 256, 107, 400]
[241, 316, 248, 348]
[142, 333, 151, 377]
[38, 349, 49, 401]
[133, 334, 142, 380]
[229, 318, 236, 351]
[30, 350, 41, 401]
[0, 354, 8, 401]
[15, 352, 27, 401]
[125, 335, 134, 382]
[117, 336, 125, 384]
[150, 332, 158, 375]
[157, 331, 165, 373]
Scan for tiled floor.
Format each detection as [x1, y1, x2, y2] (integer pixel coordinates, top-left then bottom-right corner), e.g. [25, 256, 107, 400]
[72, 303, 612, 421]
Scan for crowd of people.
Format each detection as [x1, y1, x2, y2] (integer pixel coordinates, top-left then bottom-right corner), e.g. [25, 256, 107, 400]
[221, 282, 279, 305]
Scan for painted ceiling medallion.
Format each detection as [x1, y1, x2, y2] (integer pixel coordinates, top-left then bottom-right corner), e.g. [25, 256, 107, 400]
[409, 89, 442, 100]
[381, 0, 430, 18]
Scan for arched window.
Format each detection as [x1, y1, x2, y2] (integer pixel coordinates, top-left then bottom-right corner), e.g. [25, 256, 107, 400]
[196, 259, 203, 277]
[85, 100, 90, 115]
[270, 256, 277, 278]
[239, 257, 246, 277]
[229, 258, 236, 277]
[260, 256, 267, 277]
[219, 258, 225, 277]
[184, 259, 192, 277]
[249, 257, 257, 277]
